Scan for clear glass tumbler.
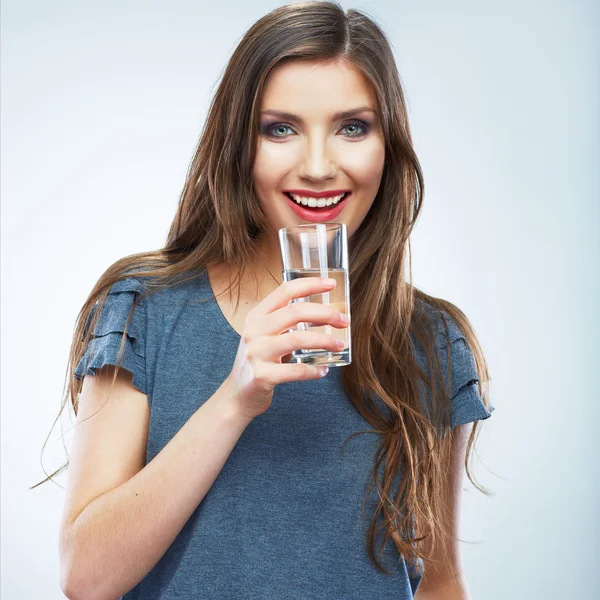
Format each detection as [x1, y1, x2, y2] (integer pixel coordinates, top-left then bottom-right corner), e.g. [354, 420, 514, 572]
[277, 223, 351, 367]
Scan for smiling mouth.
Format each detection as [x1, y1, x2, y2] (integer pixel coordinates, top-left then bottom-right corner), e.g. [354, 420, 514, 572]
[283, 191, 350, 209]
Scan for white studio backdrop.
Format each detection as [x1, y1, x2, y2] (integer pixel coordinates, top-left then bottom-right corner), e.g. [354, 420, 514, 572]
[2, 1, 598, 598]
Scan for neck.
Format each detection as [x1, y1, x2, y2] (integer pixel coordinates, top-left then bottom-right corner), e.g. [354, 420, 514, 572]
[211, 232, 283, 302]
[247, 230, 284, 287]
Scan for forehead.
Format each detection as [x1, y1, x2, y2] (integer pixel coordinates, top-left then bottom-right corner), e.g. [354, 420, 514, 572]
[260, 60, 377, 113]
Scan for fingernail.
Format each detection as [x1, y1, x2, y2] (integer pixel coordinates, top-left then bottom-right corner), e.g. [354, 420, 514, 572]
[340, 313, 350, 324]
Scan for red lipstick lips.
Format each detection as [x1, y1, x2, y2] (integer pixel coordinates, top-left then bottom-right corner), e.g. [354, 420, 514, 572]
[283, 190, 350, 222]
[283, 189, 350, 198]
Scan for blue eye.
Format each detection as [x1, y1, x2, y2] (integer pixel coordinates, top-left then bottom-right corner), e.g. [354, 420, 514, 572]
[264, 124, 294, 137]
[261, 119, 371, 139]
[340, 121, 370, 137]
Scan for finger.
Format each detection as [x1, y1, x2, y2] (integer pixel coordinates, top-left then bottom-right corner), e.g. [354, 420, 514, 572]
[263, 362, 329, 385]
[262, 302, 349, 336]
[252, 330, 345, 362]
[254, 277, 336, 316]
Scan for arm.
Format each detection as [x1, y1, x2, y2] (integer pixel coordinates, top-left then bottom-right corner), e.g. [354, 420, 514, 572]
[414, 580, 471, 600]
[414, 424, 472, 600]
[59, 373, 251, 600]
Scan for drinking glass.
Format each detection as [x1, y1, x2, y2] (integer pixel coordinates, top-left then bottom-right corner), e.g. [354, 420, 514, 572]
[277, 223, 351, 367]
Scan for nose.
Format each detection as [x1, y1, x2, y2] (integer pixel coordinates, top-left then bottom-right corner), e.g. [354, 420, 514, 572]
[298, 135, 337, 181]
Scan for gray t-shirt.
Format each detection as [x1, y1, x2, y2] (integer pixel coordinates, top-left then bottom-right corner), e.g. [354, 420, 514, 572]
[74, 271, 494, 599]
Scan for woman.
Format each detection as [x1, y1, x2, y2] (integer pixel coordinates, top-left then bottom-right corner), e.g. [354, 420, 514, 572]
[34, 2, 494, 598]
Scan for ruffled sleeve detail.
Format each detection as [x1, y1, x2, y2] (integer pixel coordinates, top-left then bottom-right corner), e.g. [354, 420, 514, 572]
[412, 303, 495, 432]
[74, 277, 148, 395]
[446, 335, 494, 429]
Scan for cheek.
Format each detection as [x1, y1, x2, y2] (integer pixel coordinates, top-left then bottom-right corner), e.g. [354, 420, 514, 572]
[341, 139, 385, 187]
[253, 143, 295, 191]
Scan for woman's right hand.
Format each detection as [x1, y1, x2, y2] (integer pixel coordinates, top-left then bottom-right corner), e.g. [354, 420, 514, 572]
[224, 277, 350, 422]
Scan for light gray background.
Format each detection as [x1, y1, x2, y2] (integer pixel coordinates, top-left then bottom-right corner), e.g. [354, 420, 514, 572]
[2, 1, 598, 598]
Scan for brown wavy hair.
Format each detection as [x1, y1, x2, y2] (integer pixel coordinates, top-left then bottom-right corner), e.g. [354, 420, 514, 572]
[31, 0, 493, 579]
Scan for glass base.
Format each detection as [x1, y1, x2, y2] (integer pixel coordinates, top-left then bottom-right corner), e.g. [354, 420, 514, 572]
[291, 348, 351, 367]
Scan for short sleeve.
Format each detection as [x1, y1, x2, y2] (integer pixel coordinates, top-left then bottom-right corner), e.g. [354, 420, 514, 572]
[412, 302, 495, 433]
[74, 277, 148, 395]
[446, 335, 494, 429]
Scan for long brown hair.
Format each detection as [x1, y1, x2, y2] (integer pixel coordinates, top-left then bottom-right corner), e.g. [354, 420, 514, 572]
[32, 0, 493, 578]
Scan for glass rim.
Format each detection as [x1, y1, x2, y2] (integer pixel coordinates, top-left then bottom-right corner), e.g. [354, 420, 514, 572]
[278, 222, 346, 235]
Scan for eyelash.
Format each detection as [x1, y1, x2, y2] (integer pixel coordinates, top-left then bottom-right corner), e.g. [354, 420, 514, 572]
[261, 119, 371, 140]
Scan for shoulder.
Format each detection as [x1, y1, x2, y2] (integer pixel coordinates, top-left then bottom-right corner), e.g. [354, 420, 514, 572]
[111, 268, 210, 303]
[105, 274, 147, 295]
[412, 296, 465, 349]
[412, 296, 494, 429]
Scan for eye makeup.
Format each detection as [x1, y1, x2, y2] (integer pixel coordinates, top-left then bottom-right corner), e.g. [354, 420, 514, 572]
[260, 119, 372, 140]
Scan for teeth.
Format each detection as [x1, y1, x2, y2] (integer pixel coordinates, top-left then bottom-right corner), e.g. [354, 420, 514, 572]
[289, 192, 346, 207]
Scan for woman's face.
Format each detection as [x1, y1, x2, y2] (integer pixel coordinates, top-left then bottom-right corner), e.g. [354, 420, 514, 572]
[253, 59, 386, 241]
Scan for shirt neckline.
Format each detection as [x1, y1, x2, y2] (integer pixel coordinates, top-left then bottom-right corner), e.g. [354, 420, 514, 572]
[204, 269, 243, 340]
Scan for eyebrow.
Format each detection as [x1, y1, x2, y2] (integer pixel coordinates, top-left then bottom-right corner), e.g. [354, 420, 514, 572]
[260, 106, 377, 123]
